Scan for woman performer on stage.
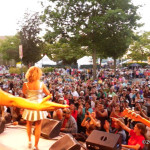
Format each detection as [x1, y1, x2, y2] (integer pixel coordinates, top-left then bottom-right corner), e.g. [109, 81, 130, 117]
[0, 67, 68, 150]
[21, 66, 59, 150]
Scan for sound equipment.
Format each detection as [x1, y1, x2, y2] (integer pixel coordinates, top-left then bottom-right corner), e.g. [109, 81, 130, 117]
[41, 119, 61, 139]
[0, 118, 5, 134]
[4, 113, 11, 124]
[49, 134, 81, 150]
[86, 130, 121, 150]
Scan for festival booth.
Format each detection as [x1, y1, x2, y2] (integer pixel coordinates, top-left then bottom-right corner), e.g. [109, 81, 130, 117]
[35, 55, 56, 68]
[77, 56, 93, 68]
[77, 56, 101, 69]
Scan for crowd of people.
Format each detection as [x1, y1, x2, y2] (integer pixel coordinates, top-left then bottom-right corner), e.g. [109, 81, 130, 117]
[0, 66, 150, 150]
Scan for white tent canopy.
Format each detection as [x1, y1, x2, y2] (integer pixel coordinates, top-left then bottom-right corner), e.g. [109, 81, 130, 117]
[77, 56, 93, 68]
[35, 55, 56, 68]
[77, 56, 100, 68]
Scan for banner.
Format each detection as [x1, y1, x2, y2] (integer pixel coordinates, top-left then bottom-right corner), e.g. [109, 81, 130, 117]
[148, 56, 150, 65]
[19, 45, 23, 59]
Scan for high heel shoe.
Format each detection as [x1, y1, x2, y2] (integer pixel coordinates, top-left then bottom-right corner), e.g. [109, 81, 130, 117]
[28, 141, 32, 149]
[33, 146, 39, 150]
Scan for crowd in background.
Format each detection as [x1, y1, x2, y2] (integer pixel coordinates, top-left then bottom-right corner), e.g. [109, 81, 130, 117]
[0, 66, 150, 149]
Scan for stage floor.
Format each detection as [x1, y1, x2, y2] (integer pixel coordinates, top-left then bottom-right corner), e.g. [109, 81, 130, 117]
[0, 125, 57, 150]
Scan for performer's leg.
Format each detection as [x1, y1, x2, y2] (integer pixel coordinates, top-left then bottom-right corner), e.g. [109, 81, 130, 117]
[34, 120, 42, 149]
[26, 121, 32, 145]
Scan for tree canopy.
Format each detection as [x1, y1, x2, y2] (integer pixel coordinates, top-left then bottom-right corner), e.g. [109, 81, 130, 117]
[42, 0, 141, 78]
[0, 35, 20, 62]
[18, 12, 43, 65]
[127, 32, 150, 61]
[42, 42, 87, 64]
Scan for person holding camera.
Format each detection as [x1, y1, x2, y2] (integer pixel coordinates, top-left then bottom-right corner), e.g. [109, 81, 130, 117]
[77, 100, 93, 133]
[110, 104, 123, 129]
[95, 103, 108, 131]
[81, 111, 101, 136]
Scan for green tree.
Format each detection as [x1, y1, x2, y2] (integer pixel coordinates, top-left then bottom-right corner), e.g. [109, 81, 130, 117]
[42, 0, 141, 78]
[128, 32, 150, 61]
[18, 12, 43, 65]
[42, 41, 87, 65]
[0, 35, 20, 62]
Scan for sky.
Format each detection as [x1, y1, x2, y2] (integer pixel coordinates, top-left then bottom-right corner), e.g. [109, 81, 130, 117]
[0, 0, 150, 36]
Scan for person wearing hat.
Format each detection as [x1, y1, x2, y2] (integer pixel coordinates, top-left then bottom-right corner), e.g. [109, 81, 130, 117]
[58, 97, 66, 104]
[60, 108, 77, 133]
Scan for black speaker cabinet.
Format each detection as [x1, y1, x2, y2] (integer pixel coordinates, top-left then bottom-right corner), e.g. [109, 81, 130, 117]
[41, 119, 61, 139]
[86, 130, 121, 150]
[49, 134, 81, 150]
[4, 113, 11, 124]
[0, 118, 5, 134]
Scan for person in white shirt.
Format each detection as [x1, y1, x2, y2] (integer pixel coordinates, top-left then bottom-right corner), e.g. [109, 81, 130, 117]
[71, 86, 79, 98]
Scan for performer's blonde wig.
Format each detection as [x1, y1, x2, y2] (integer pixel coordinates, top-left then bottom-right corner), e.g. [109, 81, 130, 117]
[25, 66, 42, 82]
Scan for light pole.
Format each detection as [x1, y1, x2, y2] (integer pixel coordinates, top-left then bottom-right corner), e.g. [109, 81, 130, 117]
[41, 54, 43, 67]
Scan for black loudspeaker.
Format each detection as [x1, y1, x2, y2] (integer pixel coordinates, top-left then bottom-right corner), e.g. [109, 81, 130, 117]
[0, 118, 5, 134]
[49, 134, 81, 150]
[4, 113, 11, 124]
[86, 130, 121, 150]
[41, 119, 61, 139]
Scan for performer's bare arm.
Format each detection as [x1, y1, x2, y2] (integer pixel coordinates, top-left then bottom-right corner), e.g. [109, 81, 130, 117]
[0, 89, 68, 111]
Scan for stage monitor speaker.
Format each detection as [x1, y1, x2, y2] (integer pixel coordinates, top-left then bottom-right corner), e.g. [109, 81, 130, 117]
[0, 118, 5, 134]
[4, 113, 11, 124]
[49, 134, 81, 150]
[86, 130, 121, 150]
[41, 119, 61, 139]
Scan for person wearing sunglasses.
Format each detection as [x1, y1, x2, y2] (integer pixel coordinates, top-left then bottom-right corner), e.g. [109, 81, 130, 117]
[60, 108, 77, 133]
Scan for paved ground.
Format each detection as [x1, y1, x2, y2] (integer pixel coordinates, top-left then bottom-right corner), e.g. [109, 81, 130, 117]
[0, 125, 56, 150]
[0, 125, 86, 150]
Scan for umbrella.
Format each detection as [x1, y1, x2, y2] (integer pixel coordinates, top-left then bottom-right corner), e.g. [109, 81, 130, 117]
[129, 63, 141, 67]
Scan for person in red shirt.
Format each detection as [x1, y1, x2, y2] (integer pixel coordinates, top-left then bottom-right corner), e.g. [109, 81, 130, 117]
[110, 104, 123, 129]
[112, 118, 146, 150]
[64, 92, 69, 105]
[70, 103, 78, 121]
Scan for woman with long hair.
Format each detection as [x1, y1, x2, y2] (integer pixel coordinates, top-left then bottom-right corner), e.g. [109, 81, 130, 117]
[112, 118, 146, 150]
[21, 66, 63, 150]
[110, 104, 123, 129]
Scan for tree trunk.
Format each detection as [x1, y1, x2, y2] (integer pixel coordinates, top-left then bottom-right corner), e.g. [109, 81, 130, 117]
[114, 58, 116, 75]
[100, 58, 102, 67]
[92, 49, 97, 80]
